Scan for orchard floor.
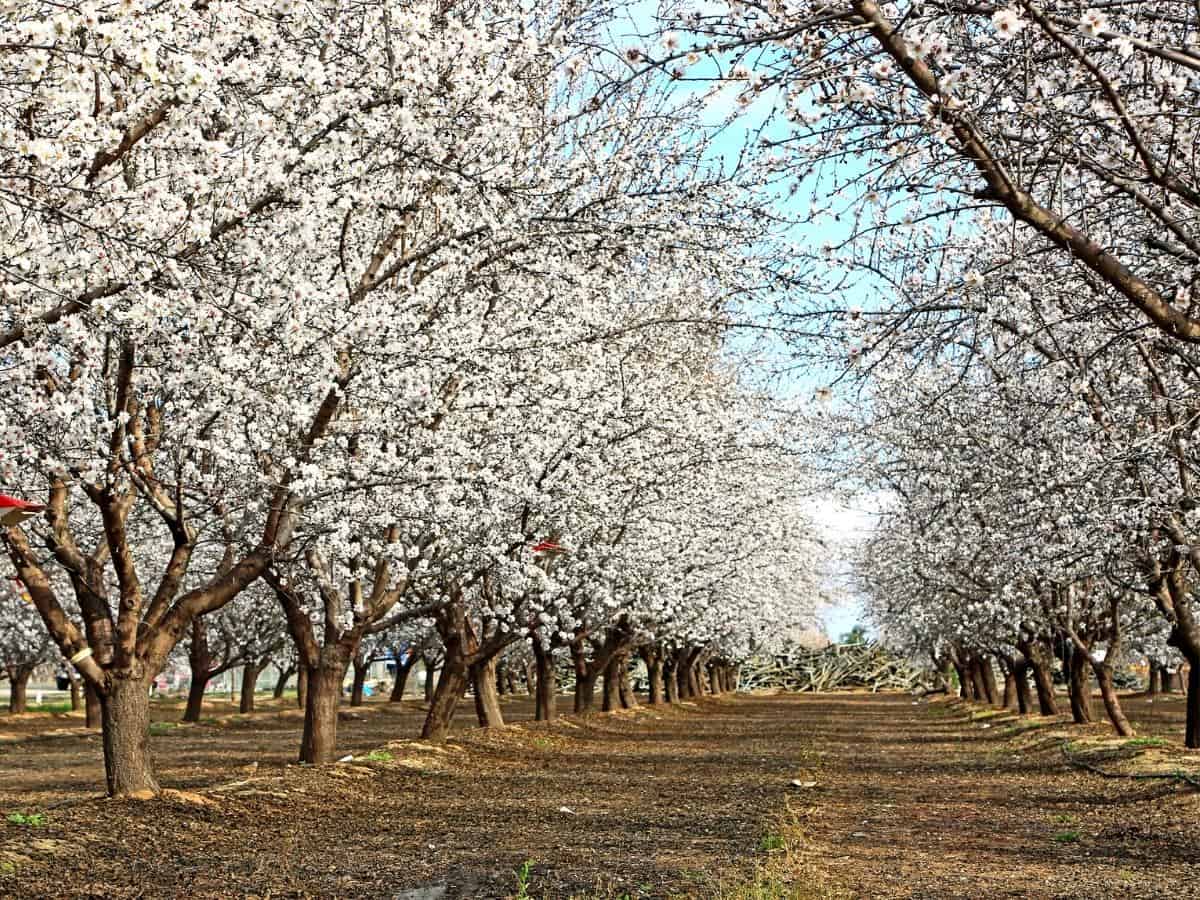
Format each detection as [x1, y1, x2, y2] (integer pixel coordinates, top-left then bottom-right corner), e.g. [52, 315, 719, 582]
[1, 691, 1199, 898]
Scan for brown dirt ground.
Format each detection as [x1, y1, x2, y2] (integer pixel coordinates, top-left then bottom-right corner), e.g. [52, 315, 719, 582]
[0, 691, 1198, 898]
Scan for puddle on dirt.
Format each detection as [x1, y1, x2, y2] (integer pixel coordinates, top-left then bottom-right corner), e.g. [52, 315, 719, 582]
[394, 886, 447, 900]
[394, 872, 506, 899]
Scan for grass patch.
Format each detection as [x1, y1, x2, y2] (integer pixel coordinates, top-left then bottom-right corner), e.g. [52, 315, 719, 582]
[1124, 736, 1168, 749]
[24, 701, 74, 714]
[758, 833, 787, 852]
[364, 749, 393, 762]
[149, 721, 178, 736]
[1052, 830, 1081, 843]
[6, 812, 46, 828]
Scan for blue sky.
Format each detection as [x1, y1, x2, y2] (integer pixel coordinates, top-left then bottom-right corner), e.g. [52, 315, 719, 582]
[599, 7, 887, 638]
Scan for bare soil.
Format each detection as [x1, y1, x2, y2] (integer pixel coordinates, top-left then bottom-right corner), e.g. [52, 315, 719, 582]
[0, 691, 1197, 898]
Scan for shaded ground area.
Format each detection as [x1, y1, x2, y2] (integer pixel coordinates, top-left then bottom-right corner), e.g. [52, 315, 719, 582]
[1, 692, 1199, 897]
[0, 695, 812, 898]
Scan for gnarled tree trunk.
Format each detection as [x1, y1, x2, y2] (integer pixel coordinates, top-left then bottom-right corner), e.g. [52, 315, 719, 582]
[471, 655, 504, 728]
[421, 654, 468, 742]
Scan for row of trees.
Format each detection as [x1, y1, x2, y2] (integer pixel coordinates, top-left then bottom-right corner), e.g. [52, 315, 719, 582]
[0, 0, 821, 797]
[693, 2, 1200, 745]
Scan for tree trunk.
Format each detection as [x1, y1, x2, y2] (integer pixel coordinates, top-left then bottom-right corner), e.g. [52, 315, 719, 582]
[182, 673, 209, 723]
[1168, 669, 1184, 693]
[641, 647, 665, 705]
[1186, 658, 1200, 749]
[970, 658, 992, 704]
[706, 663, 720, 695]
[69, 672, 82, 711]
[350, 659, 368, 707]
[421, 658, 468, 742]
[1021, 640, 1060, 716]
[423, 662, 438, 703]
[952, 661, 969, 699]
[674, 649, 691, 699]
[100, 677, 160, 797]
[665, 656, 680, 703]
[1001, 662, 1016, 710]
[1093, 661, 1134, 737]
[296, 665, 308, 710]
[299, 654, 350, 765]
[390, 657, 415, 702]
[1013, 659, 1032, 715]
[1068, 651, 1094, 724]
[533, 641, 557, 722]
[84, 681, 101, 728]
[602, 655, 621, 712]
[980, 656, 1001, 706]
[273, 665, 294, 699]
[471, 656, 505, 728]
[618, 653, 638, 709]
[687, 657, 703, 697]
[8, 668, 30, 713]
[574, 667, 599, 713]
[1147, 663, 1161, 695]
[239, 663, 261, 714]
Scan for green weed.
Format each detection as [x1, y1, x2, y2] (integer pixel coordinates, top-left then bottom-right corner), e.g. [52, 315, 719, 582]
[1052, 830, 1081, 843]
[365, 749, 393, 762]
[514, 859, 535, 900]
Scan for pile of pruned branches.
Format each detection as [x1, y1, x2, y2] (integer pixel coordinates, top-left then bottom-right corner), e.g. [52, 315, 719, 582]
[739, 642, 924, 694]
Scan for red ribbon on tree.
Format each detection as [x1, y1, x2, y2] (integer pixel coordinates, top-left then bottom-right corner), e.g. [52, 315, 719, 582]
[532, 539, 566, 554]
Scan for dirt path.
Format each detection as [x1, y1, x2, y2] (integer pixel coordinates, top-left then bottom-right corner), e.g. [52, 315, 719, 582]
[794, 694, 1200, 899]
[1, 693, 1199, 898]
